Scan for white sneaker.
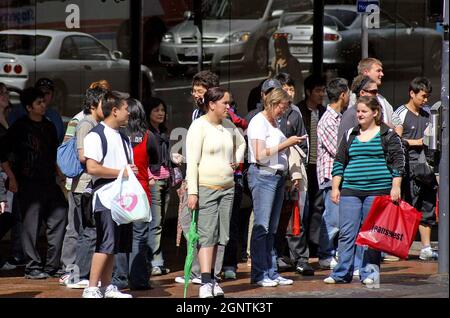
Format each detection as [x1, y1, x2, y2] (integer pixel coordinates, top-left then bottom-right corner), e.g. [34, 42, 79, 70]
[212, 282, 224, 297]
[323, 276, 336, 284]
[362, 278, 374, 285]
[66, 279, 90, 289]
[59, 273, 70, 286]
[319, 257, 338, 270]
[255, 278, 278, 287]
[419, 247, 438, 261]
[103, 285, 132, 298]
[199, 283, 214, 298]
[82, 287, 103, 298]
[353, 269, 360, 277]
[274, 276, 294, 285]
[174, 276, 202, 284]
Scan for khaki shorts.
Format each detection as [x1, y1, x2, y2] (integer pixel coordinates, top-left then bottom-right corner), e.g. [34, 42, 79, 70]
[197, 186, 235, 247]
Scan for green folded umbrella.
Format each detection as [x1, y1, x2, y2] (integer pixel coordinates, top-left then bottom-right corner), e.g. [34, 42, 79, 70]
[184, 209, 199, 298]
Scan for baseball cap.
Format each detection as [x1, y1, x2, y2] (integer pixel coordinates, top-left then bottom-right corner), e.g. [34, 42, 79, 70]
[261, 78, 282, 94]
[35, 78, 55, 91]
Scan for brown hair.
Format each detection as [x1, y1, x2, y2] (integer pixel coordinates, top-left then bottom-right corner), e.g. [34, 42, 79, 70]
[89, 80, 111, 90]
[264, 88, 290, 111]
[356, 96, 382, 125]
[357, 58, 382, 75]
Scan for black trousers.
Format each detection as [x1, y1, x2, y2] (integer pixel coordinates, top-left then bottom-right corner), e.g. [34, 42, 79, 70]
[17, 182, 68, 273]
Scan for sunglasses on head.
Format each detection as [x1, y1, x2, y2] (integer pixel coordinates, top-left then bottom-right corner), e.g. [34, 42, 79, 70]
[363, 89, 378, 95]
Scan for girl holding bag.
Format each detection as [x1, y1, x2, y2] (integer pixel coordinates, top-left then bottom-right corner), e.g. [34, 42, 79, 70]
[324, 96, 405, 285]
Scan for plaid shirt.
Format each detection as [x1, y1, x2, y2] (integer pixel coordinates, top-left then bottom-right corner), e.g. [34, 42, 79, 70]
[317, 105, 342, 186]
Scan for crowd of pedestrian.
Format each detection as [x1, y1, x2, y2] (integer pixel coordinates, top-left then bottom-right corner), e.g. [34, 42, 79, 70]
[0, 55, 439, 298]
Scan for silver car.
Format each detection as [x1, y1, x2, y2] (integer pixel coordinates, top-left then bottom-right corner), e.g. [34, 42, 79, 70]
[159, 0, 312, 73]
[0, 29, 155, 117]
[270, 5, 442, 78]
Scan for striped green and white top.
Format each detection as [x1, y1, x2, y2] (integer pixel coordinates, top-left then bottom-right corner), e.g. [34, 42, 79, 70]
[332, 132, 400, 194]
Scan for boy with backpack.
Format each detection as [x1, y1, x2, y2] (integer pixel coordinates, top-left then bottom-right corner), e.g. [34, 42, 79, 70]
[81, 91, 137, 298]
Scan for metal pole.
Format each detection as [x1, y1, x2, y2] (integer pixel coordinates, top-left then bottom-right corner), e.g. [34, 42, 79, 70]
[438, 0, 449, 274]
[361, 14, 369, 58]
[129, 0, 143, 100]
[312, 0, 324, 75]
[194, 0, 203, 72]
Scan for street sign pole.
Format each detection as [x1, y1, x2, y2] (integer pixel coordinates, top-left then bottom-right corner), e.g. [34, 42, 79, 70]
[362, 14, 369, 58]
[438, 0, 449, 274]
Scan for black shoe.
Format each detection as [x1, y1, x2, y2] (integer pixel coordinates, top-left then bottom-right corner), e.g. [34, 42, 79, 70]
[25, 270, 50, 280]
[296, 262, 315, 276]
[7, 257, 27, 267]
[45, 268, 65, 278]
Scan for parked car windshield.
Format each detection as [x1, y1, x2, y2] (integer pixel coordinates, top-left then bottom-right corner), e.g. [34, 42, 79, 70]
[324, 9, 357, 27]
[0, 34, 51, 55]
[281, 13, 339, 28]
[203, 0, 269, 20]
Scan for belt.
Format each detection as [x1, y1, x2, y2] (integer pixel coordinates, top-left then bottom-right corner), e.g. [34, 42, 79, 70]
[253, 163, 285, 176]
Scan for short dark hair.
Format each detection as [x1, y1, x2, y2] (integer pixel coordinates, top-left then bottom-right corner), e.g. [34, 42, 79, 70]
[102, 91, 125, 118]
[204, 87, 227, 112]
[83, 86, 109, 115]
[326, 78, 349, 103]
[274, 72, 295, 87]
[20, 87, 44, 111]
[304, 74, 326, 97]
[192, 70, 220, 89]
[409, 77, 432, 95]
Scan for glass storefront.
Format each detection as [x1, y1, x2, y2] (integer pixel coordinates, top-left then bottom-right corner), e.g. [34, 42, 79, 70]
[0, 0, 443, 124]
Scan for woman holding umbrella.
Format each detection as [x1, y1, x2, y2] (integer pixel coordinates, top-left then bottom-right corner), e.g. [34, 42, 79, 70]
[185, 87, 246, 298]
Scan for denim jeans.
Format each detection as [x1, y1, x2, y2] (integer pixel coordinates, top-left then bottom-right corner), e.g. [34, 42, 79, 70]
[331, 195, 381, 282]
[318, 187, 339, 261]
[148, 179, 170, 268]
[248, 164, 285, 283]
[112, 221, 151, 289]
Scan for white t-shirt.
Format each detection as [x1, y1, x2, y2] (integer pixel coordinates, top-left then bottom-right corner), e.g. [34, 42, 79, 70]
[83, 122, 133, 183]
[247, 112, 288, 170]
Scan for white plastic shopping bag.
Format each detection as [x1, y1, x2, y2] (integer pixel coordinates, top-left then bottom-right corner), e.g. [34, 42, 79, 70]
[96, 165, 151, 225]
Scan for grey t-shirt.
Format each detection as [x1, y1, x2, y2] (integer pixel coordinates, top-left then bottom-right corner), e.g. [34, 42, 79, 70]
[71, 115, 97, 193]
[392, 104, 430, 162]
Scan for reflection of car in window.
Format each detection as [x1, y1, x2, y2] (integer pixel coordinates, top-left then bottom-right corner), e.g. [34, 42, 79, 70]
[269, 5, 442, 80]
[0, 29, 154, 118]
[159, 0, 312, 74]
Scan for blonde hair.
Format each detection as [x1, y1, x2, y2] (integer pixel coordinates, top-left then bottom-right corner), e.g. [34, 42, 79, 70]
[264, 88, 291, 111]
[89, 80, 111, 90]
[357, 58, 382, 75]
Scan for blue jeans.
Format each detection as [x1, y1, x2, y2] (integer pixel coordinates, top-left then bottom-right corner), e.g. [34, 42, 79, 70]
[112, 221, 151, 289]
[248, 165, 285, 283]
[331, 195, 381, 282]
[318, 187, 339, 261]
[148, 179, 170, 268]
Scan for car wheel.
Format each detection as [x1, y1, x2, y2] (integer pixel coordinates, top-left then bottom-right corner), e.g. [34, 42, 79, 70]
[53, 81, 68, 116]
[424, 41, 442, 77]
[253, 40, 268, 73]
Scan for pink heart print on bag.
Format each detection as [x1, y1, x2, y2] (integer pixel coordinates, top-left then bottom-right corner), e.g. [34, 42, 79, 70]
[116, 193, 138, 212]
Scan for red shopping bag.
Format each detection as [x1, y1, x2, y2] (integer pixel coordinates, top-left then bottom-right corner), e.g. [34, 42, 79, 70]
[356, 195, 422, 259]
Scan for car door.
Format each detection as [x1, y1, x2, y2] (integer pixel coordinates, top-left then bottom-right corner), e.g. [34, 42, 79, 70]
[71, 35, 129, 92]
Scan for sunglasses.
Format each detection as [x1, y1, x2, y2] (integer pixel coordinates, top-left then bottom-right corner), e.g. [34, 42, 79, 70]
[363, 89, 378, 95]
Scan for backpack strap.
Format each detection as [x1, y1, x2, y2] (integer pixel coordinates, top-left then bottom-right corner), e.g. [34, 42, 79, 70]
[119, 130, 132, 164]
[89, 124, 108, 160]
